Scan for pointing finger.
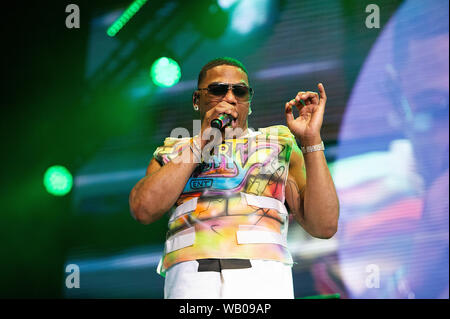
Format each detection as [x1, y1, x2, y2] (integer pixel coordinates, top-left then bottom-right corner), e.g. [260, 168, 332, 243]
[318, 83, 327, 106]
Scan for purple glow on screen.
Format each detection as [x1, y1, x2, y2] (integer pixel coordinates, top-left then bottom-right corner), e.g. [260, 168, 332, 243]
[335, 0, 449, 298]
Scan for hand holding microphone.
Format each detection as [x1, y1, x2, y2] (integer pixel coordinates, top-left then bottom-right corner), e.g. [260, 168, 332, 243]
[211, 113, 234, 129]
[199, 102, 238, 150]
[204, 101, 238, 131]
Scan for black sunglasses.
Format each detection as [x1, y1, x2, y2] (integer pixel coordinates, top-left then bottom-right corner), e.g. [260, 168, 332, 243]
[198, 82, 254, 101]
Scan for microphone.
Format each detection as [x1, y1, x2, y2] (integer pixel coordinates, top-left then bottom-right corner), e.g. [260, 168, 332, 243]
[211, 113, 233, 129]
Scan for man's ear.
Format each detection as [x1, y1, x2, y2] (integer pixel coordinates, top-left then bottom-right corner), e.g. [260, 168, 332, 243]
[193, 92, 199, 111]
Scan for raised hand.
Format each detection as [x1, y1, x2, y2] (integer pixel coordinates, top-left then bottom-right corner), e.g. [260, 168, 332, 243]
[285, 83, 327, 145]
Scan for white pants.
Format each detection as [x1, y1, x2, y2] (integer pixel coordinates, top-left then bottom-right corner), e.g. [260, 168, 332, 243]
[164, 259, 294, 299]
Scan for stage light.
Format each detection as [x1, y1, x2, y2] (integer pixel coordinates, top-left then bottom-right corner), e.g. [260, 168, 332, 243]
[230, 0, 270, 35]
[150, 57, 181, 88]
[107, 0, 148, 37]
[43, 165, 73, 196]
[218, 0, 240, 9]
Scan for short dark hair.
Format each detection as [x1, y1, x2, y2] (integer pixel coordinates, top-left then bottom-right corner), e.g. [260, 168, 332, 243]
[197, 57, 249, 87]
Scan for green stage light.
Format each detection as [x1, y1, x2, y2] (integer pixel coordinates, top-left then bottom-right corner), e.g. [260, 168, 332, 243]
[107, 0, 148, 37]
[150, 57, 181, 87]
[43, 165, 73, 196]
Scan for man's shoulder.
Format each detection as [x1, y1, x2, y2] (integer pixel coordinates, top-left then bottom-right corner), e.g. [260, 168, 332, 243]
[257, 125, 295, 139]
[258, 125, 302, 164]
[153, 136, 191, 163]
[158, 136, 191, 148]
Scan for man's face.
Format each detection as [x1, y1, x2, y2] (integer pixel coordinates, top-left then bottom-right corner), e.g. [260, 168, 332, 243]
[399, 34, 449, 175]
[196, 65, 251, 131]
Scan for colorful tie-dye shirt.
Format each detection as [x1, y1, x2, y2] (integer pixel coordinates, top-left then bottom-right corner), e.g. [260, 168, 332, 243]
[153, 125, 297, 275]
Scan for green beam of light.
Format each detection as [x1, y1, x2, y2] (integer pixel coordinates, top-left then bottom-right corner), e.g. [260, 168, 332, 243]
[43, 165, 73, 196]
[107, 0, 149, 37]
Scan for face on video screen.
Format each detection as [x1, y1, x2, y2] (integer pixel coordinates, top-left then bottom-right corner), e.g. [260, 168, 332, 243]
[334, 0, 449, 299]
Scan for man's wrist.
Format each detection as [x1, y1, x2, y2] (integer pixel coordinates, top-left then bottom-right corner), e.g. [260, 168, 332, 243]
[296, 135, 322, 146]
[300, 141, 325, 154]
[296, 135, 324, 154]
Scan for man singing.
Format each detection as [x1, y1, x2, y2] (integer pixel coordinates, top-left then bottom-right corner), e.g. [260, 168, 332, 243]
[129, 57, 339, 299]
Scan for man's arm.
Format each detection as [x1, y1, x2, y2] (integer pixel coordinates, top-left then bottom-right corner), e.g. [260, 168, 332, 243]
[284, 83, 339, 238]
[129, 146, 198, 225]
[286, 145, 339, 239]
[131, 101, 240, 225]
